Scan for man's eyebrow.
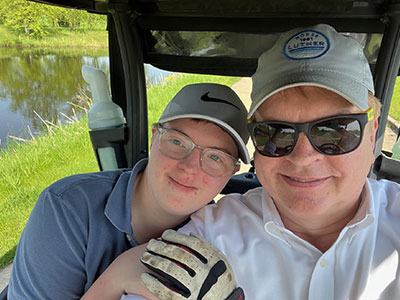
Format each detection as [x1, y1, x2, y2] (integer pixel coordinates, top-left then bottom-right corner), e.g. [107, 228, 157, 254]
[327, 108, 363, 117]
[260, 107, 363, 122]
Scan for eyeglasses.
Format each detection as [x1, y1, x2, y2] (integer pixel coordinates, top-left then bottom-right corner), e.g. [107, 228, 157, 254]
[248, 108, 374, 157]
[156, 124, 240, 178]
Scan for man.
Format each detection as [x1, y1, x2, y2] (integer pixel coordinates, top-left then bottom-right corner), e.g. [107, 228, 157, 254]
[7, 83, 250, 299]
[133, 24, 400, 300]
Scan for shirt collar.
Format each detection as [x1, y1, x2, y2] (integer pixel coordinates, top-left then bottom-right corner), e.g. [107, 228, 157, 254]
[261, 181, 376, 244]
[261, 189, 284, 227]
[261, 190, 293, 246]
[105, 158, 148, 236]
[347, 182, 374, 227]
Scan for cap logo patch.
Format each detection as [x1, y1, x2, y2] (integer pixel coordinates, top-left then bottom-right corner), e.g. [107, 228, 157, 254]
[283, 29, 330, 60]
[200, 92, 240, 110]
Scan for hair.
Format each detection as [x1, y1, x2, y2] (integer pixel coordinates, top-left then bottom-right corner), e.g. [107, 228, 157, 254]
[368, 92, 382, 118]
[365, 92, 382, 134]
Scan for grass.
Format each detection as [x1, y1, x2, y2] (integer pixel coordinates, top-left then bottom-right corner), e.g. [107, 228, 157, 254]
[0, 73, 240, 269]
[0, 44, 108, 59]
[0, 25, 108, 48]
[0, 117, 99, 269]
[389, 77, 400, 121]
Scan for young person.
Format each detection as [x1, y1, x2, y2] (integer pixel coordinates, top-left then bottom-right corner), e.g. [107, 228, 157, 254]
[84, 24, 400, 300]
[7, 83, 250, 299]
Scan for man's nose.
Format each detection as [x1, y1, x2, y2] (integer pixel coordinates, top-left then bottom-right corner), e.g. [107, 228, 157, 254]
[177, 148, 202, 173]
[285, 133, 323, 165]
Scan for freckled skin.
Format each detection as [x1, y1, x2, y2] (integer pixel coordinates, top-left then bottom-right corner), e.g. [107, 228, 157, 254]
[144, 118, 239, 217]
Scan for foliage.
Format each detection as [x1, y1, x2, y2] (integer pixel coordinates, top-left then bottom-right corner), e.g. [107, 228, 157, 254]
[0, 0, 107, 37]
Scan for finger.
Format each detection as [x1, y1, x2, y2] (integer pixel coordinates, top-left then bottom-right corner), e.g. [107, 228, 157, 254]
[141, 272, 189, 300]
[162, 230, 215, 261]
[200, 271, 237, 300]
[188, 233, 235, 272]
[188, 232, 222, 254]
[141, 251, 196, 288]
[147, 239, 207, 270]
[162, 230, 204, 252]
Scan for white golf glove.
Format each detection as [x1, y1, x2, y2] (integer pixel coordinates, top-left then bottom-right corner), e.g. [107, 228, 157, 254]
[140, 229, 244, 300]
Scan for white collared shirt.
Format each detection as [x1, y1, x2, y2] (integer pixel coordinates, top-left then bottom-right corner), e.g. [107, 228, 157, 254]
[121, 178, 400, 300]
[179, 178, 400, 300]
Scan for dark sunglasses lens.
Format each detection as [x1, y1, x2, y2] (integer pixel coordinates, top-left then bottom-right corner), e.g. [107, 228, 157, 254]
[311, 118, 362, 155]
[253, 124, 296, 157]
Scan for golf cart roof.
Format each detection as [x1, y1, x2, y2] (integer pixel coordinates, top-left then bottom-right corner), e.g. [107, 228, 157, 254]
[30, 0, 395, 75]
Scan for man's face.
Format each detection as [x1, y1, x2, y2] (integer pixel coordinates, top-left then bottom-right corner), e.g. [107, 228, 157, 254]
[146, 118, 239, 217]
[253, 86, 377, 223]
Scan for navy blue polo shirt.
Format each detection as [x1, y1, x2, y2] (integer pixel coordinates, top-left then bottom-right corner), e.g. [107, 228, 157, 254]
[8, 159, 148, 300]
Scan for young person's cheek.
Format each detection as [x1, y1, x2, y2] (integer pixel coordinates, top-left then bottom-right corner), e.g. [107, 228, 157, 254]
[201, 174, 226, 192]
[161, 163, 173, 172]
[201, 174, 213, 186]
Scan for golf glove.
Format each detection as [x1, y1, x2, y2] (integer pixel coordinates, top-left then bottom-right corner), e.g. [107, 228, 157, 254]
[140, 229, 244, 300]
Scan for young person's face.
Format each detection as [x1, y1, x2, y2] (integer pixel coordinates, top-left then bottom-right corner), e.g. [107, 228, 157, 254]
[147, 118, 239, 216]
[253, 86, 377, 223]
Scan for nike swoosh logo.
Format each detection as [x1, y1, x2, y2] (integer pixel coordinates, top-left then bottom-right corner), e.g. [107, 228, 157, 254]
[200, 92, 241, 110]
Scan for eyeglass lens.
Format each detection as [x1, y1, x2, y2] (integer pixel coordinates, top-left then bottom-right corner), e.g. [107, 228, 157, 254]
[251, 117, 363, 157]
[158, 128, 237, 177]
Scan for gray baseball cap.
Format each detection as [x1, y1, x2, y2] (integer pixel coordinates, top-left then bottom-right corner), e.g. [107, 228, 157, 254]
[159, 83, 250, 164]
[249, 23, 375, 117]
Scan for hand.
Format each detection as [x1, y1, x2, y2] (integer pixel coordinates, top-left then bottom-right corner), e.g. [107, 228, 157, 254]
[81, 244, 158, 300]
[140, 229, 244, 300]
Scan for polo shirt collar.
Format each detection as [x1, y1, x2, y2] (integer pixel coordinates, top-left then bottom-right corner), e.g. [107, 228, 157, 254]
[261, 189, 284, 227]
[347, 183, 374, 227]
[105, 158, 148, 236]
[261, 182, 376, 245]
[261, 190, 292, 246]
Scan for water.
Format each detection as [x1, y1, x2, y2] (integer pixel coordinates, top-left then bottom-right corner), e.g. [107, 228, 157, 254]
[0, 47, 173, 148]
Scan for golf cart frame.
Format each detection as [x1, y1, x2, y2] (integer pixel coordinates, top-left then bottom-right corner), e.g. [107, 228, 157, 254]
[30, 0, 400, 181]
[2, 0, 400, 298]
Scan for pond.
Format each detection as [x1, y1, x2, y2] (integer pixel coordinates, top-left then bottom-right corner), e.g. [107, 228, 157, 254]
[0, 47, 172, 149]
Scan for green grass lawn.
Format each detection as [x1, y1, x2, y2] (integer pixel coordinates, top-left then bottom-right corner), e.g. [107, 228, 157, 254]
[0, 25, 107, 47]
[0, 118, 99, 267]
[0, 73, 240, 269]
[389, 77, 400, 121]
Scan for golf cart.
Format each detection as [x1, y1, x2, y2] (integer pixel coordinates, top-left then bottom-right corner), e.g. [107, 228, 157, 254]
[2, 0, 400, 298]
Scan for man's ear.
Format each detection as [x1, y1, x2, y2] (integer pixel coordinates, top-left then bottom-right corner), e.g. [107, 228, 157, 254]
[150, 127, 157, 148]
[233, 164, 240, 174]
[370, 118, 379, 144]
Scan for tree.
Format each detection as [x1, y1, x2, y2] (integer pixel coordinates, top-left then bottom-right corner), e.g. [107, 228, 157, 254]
[0, 0, 7, 23]
[57, 8, 87, 31]
[0, 0, 106, 36]
[1, 0, 49, 36]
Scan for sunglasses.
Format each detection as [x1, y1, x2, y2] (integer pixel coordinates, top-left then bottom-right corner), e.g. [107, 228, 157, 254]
[248, 108, 374, 157]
